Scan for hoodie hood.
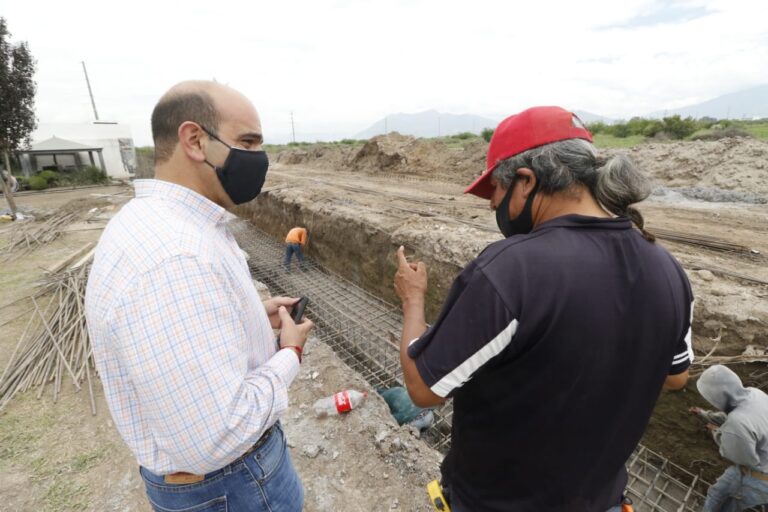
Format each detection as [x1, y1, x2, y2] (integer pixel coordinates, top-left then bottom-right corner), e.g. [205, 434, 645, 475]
[697, 365, 751, 413]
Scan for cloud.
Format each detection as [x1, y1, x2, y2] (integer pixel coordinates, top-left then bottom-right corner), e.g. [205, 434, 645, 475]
[1, 0, 766, 144]
[598, 0, 713, 29]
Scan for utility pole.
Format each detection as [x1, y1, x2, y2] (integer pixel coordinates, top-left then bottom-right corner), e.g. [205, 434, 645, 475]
[291, 112, 296, 143]
[81, 61, 99, 121]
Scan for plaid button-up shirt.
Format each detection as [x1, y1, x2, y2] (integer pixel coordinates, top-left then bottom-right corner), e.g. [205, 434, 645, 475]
[85, 179, 299, 474]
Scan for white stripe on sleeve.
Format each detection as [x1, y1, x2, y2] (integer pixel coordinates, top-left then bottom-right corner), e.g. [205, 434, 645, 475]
[430, 319, 518, 398]
[686, 301, 694, 363]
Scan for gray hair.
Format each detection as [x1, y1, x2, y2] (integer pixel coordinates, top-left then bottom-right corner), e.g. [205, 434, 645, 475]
[491, 139, 654, 241]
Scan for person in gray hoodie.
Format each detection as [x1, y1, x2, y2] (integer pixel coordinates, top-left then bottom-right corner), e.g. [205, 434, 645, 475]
[692, 365, 768, 511]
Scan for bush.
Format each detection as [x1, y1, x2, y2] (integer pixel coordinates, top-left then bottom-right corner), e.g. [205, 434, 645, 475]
[85, 166, 107, 183]
[661, 115, 697, 139]
[610, 123, 631, 138]
[587, 122, 607, 134]
[452, 132, 475, 140]
[339, 139, 359, 145]
[38, 170, 60, 184]
[481, 127, 494, 142]
[642, 120, 665, 138]
[28, 175, 48, 190]
[55, 166, 109, 186]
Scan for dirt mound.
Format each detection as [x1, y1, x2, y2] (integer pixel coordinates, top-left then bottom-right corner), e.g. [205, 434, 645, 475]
[273, 144, 358, 169]
[350, 133, 414, 172]
[275, 135, 768, 200]
[274, 134, 488, 182]
[608, 137, 768, 198]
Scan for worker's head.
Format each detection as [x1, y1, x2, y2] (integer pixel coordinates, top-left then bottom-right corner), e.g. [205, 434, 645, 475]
[697, 365, 750, 413]
[151, 80, 267, 208]
[465, 106, 652, 239]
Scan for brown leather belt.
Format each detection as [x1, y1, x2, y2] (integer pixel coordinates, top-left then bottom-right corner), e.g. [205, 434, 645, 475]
[164, 424, 277, 485]
[740, 465, 768, 482]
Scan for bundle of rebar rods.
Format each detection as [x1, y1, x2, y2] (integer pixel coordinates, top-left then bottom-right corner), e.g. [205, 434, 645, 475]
[0, 259, 96, 414]
[650, 227, 755, 254]
[2, 211, 78, 257]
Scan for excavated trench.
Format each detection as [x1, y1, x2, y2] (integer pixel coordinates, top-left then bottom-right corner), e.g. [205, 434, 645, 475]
[234, 189, 467, 322]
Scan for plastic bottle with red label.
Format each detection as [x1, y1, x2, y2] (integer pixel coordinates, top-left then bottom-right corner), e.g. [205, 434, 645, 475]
[313, 390, 367, 418]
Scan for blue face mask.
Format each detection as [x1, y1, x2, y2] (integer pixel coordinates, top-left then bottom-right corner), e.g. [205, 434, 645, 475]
[495, 180, 539, 238]
[202, 127, 269, 205]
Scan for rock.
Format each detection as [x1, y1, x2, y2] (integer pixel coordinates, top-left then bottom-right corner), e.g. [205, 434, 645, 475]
[375, 430, 389, 444]
[302, 444, 321, 458]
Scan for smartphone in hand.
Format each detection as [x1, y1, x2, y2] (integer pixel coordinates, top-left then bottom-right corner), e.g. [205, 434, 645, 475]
[290, 297, 309, 323]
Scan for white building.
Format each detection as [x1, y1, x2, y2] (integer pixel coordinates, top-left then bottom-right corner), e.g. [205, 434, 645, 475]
[20, 121, 137, 179]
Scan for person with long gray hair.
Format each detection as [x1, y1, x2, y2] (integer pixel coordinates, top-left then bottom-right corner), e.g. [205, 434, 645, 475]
[394, 106, 693, 511]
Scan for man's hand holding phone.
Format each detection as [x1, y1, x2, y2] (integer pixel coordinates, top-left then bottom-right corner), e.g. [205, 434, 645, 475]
[277, 298, 313, 362]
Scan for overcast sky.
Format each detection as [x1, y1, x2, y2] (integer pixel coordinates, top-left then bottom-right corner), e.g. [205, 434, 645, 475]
[1, 0, 766, 145]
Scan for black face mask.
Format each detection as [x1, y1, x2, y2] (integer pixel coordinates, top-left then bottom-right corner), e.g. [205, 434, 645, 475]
[202, 128, 269, 205]
[495, 180, 539, 238]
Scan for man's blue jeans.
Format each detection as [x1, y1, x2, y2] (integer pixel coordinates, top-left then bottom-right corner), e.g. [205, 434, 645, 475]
[283, 243, 304, 270]
[139, 422, 303, 512]
[703, 465, 768, 511]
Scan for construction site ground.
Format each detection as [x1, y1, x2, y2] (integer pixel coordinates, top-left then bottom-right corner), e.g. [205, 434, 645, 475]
[0, 133, 766, 510]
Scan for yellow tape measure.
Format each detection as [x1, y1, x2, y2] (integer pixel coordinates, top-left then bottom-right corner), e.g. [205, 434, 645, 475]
[427, 480, 451, 511]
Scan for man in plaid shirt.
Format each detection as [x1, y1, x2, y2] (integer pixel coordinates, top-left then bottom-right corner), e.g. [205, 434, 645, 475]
[86, 81, 313, 512]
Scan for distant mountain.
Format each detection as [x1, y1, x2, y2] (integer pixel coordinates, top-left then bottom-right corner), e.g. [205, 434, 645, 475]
[355, 110, 499, 139]
[646, 84, 768, 120]
[572, 110, 616, 125]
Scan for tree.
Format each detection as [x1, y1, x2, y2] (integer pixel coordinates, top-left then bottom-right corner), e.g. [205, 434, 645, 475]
[0, 17, 37, 175]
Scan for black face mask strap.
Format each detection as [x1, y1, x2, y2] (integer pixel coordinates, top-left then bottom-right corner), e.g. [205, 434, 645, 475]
[200, 125, 232, 170]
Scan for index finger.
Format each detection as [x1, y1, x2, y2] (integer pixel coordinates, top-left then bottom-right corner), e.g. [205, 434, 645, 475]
[396, 245, 410, 268]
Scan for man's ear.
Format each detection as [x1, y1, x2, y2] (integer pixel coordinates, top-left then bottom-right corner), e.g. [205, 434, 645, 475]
[515, 167, 537, 198]
[177, 121, 207, 163]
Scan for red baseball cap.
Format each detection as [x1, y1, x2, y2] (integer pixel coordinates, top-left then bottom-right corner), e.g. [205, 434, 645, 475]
[464, 106, 593, 199]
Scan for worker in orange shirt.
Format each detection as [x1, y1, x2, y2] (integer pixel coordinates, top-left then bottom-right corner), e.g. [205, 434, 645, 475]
[284, 226, 308, 271]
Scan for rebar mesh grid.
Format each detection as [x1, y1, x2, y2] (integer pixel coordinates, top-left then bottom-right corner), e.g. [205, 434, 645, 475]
[231, 219, 733, 511]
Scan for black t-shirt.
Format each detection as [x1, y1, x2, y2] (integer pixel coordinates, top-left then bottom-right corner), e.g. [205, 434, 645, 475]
[408, 215, 693, 512]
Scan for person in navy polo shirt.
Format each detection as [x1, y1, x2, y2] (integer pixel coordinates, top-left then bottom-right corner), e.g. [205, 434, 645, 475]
[394, 106, 694, 512]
